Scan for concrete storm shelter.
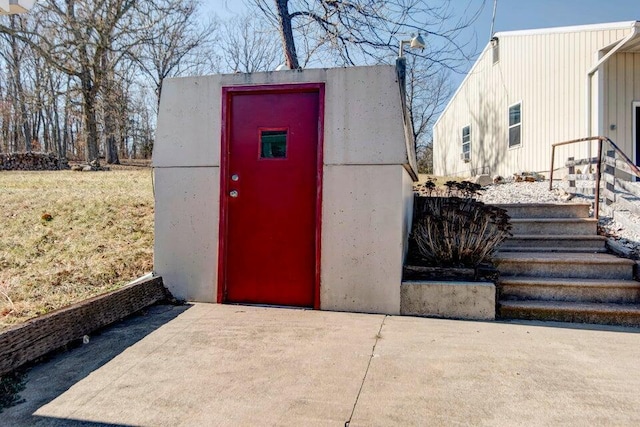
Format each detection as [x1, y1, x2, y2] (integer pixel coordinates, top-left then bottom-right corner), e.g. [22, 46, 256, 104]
[153, 65, 417, 314]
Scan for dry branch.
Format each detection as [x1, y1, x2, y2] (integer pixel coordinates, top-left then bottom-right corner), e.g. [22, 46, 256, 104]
[411, 195, 511, 268]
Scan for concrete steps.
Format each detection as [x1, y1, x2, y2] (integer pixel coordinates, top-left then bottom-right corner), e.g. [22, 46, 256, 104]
[501, 247, 606, 253]
[494, 202, 639, 327]
[499, 300, 640, 327]
[500, 235, 607, 252]
[494, 203, 590, 219]
[500, 277, 640, 303]
[510, 218, 597, 235]
[494, 252, 634, 279]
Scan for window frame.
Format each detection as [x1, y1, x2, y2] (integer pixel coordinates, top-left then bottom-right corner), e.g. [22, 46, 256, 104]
[508, 101, 522, 149]
[491, 37, 499, 64]
[461, 124, 471, 161]
[258, 127, 289, 160]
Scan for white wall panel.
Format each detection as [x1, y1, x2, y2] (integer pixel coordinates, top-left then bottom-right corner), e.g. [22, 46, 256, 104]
[320, 165, 406, 315]
[154, 167, 220, 302]
[604, 52, 640, 158]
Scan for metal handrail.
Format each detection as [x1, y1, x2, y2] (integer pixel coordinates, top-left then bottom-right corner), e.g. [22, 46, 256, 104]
[605, 138, 640, 178]
[549, 136, 640, 219]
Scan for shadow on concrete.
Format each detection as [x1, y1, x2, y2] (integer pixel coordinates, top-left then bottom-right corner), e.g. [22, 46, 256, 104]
[496, 319, 640, 334]
[26, 420, 133, 427]
[402, 315, 639, 334]
[3, 304, 191, 427]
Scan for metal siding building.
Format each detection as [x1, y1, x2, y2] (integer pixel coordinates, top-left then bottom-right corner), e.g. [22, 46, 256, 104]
[434, 21, 640, 177]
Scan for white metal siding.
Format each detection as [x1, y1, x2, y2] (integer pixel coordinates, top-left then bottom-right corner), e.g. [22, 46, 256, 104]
[434, 25, 633, 177]
[603, 52, 640, 158]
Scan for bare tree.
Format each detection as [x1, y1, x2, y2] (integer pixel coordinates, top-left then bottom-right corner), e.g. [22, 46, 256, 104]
[0, 9, 79, 159]
[6, 16, 32, 151]
[252, 0, 484, 69]
[101, 50, 120, 164]
[0, 0, 144, 161]
[220, 14, 280, 73]
[406, 56, 453, 152]
[0, 1, 209, 161]
[250, 0, 479, 174]
[132, 0, 218, 110]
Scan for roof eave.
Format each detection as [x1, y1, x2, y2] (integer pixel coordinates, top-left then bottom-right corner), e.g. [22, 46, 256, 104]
[494, 20, 638, 38]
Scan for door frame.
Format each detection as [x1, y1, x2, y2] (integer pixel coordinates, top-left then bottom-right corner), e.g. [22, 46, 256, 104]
[633, 101, 640, 170]
[217, 83, 325, 309]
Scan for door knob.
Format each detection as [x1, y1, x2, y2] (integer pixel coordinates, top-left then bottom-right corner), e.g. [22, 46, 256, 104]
[229, 190, 238, 198]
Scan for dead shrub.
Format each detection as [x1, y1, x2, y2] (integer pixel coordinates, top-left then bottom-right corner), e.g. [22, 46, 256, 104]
[411, 187, 511, 268]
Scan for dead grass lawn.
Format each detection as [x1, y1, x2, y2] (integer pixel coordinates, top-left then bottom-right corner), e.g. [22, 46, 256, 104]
[0, 169, 154, 331]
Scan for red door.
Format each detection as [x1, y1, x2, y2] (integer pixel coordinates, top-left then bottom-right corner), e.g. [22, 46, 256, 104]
[219, 85, 323, 307]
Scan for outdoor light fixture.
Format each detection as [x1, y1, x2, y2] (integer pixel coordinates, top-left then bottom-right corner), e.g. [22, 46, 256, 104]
[399, 34, 426, 57]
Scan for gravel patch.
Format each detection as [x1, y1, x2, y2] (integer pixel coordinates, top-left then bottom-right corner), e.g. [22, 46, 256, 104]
[478, 180, 640, 259]
[480, 181, 584, 205]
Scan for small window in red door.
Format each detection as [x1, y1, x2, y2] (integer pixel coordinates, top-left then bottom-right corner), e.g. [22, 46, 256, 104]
[260, 129, 287, 159]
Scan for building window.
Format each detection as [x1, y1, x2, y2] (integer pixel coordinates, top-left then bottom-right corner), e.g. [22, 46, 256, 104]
[260, 130, 287, 158]
[491, 37, 499, 64]
[461, 125, 471, 162]
[508, 103, 521, 148]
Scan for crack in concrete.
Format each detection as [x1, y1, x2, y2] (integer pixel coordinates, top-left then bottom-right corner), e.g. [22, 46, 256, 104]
[344, 314, 387, 427]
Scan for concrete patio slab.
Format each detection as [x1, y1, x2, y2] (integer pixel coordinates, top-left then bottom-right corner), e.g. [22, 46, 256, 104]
[3, 303, 640, 426]
[350, 316, 640, 426]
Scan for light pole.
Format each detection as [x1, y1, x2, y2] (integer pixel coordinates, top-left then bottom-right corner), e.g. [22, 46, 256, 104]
[397, 33, 427, 93]
[398, 34, 426, 58]
[397, 34, 426, 153]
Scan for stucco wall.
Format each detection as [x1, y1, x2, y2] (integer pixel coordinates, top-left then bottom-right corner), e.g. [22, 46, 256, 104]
[154, 65, 415, 314]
